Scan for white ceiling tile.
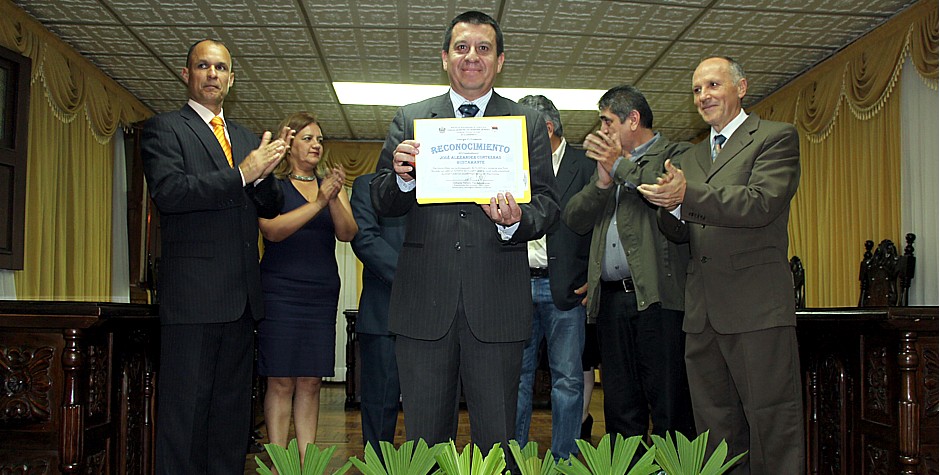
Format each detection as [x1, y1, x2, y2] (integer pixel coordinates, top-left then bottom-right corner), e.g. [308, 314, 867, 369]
[8, 0, 920, 141]
[717, 0, 916, 15]
[83, 54, 176, 81]
[14, 0, 117, 23]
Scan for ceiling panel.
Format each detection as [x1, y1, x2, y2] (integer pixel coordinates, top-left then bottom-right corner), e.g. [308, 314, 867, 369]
[10, 0, 917, 143]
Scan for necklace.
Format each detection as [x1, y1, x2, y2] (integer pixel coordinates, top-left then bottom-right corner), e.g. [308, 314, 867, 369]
[289, 173, 317, 182]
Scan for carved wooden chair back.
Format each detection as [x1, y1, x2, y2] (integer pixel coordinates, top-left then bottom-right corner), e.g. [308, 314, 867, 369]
[790, 256, 806, 309]
[858, 233, 916, 306]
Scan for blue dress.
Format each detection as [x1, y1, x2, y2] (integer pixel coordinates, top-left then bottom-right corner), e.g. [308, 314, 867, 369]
[258, 178, 339, 377]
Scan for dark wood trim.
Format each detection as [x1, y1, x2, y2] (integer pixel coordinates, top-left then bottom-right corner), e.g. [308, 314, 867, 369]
[0, 301, 158, 474]
[798, 306, 938, 474]
[0, 44, 30, 270]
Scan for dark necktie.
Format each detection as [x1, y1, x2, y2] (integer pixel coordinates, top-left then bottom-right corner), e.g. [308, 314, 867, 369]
[712, 134, 726, 161]
[458, 103, 479, 118]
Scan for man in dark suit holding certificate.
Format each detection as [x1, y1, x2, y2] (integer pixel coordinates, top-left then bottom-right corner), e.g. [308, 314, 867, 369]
[639, 56, 804, 474]
[370, 10, 558, 455]
[141, 39, 290, 474]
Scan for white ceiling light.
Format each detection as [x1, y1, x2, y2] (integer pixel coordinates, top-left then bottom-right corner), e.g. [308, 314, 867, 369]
[333, 82, 605, 111]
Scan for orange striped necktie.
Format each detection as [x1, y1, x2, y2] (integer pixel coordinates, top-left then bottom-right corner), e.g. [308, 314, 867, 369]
[210, 115, 233, 167]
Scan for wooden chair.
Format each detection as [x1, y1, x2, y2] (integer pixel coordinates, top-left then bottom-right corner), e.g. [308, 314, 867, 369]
[858, 233, 916, 306]
[790, 256, 806, 309]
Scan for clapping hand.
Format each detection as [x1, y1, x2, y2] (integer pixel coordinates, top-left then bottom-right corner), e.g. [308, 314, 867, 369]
[583, 130, 621, 189]
[241, 126, 294, 182]
[637, 159, 686, 210]
[317, 166, 345, 205]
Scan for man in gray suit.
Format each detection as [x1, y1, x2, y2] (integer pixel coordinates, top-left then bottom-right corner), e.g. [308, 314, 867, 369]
[513, 95, 593, 461]
[350, 172, 406, 452]
[564, 85, 694, 444]
[370, 11, 558, 455]
[141, 39, 290, 474]
[639, 56, 804, 474]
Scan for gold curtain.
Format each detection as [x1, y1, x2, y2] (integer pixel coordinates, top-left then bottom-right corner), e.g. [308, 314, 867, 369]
[1, 0, 153, 300]
[319, 141, 383, 307]
[750, 0, 937, 306]
[322, 141, 385, 186]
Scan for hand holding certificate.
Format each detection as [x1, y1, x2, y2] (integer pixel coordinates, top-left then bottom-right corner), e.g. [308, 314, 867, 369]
[413, 116, 530, 205]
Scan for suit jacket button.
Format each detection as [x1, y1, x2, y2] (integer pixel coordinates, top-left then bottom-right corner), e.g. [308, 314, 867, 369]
[701, 256, 709, 263]
[454, 241, 461, 251]
[459, 210, 467, 218]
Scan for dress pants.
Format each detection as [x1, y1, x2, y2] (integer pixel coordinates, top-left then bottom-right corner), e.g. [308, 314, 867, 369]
[359, 333, 401, 452]
[596, 286, 694, 440]
[155, 310, 254, 475]
[515, 277, 584, 460]
[396, 298, 524, 454]
[685, 321, 805, 475]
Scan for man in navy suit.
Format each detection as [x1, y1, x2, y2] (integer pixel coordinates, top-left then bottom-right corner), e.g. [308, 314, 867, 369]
[512, 95, 594, 461]
[141, 39, 290, 474]
[370, 11, 558, 456]
[350, 172, 406, 452]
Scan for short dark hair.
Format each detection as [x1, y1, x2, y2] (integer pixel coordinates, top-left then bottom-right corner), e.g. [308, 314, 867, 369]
[597, 85, 653, 129]
[186, 39, 230, 69]
[442, 11, 504, 56]
[517, 95, 563, 137]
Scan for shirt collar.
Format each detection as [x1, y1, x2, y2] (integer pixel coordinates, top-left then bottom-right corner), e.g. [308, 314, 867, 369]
[712, 109, 747, 143]
[449, 89, 493, 117]
[188, 99, 225, 126]
[629, 132, 660, 160]
[552, 137, 567, 174]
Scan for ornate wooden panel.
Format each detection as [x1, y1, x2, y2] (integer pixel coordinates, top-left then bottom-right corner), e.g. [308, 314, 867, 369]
[817, 354, 847, 475]
[799, 307, 938, 475]
[861, 339, 892, 425]
[0, 344, 54, 425]
[0, 457, 51, 474]
[0, 302, 157, 475]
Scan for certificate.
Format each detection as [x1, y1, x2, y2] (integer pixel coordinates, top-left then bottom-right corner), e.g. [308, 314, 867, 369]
[413, 116, 530, 204]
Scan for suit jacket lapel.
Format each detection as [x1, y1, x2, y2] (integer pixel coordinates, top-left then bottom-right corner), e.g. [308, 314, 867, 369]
[228, 121, 253, 167]
[686, 141, 712, 180]
[554, 147, 577, 196]
[707, 114, 759, 180]
[181, 104, 231, 170]
[430, 93, 455, 119]
[484, 92, 512, 117]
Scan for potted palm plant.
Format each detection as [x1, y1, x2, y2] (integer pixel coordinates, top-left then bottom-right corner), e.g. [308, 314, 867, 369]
[255, 430, 745, 475]
[255, 438, 352, 475]
[349, 439, 441, 475]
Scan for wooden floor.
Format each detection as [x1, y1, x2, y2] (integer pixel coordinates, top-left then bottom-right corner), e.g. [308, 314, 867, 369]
[245, 382, 607, 473]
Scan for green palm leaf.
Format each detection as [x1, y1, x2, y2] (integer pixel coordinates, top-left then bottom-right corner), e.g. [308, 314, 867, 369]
[350, 439, 442, 475]
[254, 439, 350, 475]
[651, 431, 746, 475]
[555, 434, 656, 475]
[433, 441, 507, 475]
[508, 440, 560, 475]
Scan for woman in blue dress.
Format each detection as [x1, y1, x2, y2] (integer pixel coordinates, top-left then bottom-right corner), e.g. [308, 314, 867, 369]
[257, 111, 357, 461]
